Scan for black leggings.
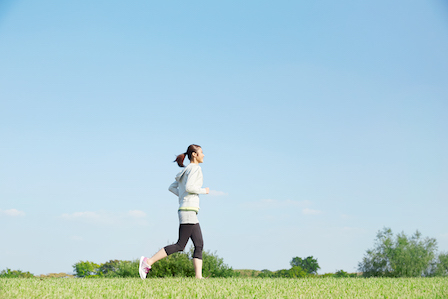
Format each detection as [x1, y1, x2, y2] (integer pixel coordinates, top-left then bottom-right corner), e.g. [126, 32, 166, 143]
[164, 223, 203, 259]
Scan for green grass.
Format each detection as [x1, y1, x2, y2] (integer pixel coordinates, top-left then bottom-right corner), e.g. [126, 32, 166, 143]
[1, 277, 447, 298]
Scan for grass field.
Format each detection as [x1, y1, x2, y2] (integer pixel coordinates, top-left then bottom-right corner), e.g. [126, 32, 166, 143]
[1, 277, 447, 298]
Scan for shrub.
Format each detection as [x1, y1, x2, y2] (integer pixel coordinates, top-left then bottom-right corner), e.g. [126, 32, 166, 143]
[72, 247, 236, 278]
[427, 252, 448, 277]
[0, 269, 34, 278]
[38, 273, 74, 278]
[256, 266, 307, 278]
[148, 252, 194, 278]
[115, 260, 139, 278]
[334, 270, 349, 278]
[98, 260, 121, 277]
[257, 269, 275, 278]
[358, 228, 437, 277]
[201, 250, 238, 278]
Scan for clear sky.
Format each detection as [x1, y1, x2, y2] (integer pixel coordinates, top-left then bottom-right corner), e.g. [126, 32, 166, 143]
[1, 0, 447, 275]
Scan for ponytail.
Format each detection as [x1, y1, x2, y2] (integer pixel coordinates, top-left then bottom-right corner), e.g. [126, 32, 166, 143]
[174, 152, 188, 167]
[173, 144, 201, 167]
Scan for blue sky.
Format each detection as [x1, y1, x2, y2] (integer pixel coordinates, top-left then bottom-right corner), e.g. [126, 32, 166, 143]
[1, 0, 447, 275]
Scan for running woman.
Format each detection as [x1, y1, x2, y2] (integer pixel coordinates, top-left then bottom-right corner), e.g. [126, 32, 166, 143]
[139, 144, 209, 279]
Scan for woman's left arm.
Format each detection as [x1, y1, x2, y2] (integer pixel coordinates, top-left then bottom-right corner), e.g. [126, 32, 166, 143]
[168, 181, 179, 196]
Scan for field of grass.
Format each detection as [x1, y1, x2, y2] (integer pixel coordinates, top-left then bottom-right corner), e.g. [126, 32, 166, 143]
[1, 277, 447, 298]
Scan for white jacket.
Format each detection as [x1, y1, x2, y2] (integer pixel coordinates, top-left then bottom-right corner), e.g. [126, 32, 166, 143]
[168, 163, 207, 214]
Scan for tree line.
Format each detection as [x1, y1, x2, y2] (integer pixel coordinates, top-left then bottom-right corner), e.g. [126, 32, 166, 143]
[2, 228, 447, 278]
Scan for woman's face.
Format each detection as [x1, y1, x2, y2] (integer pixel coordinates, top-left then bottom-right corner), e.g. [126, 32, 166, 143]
[194, 148, 205, 163]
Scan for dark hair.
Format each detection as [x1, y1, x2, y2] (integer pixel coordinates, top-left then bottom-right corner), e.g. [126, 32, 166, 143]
[174, 144, 202, 167]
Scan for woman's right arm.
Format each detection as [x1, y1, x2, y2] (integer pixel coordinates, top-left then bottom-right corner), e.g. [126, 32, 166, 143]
[168, 181, 179, 196]
[185, 167, 208, 194]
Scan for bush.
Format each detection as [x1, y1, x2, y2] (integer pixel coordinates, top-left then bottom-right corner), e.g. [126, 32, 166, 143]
[334, 270, 349, 278]
[256, 255, 318, 278]
[256, 266, 307, 278]
[72, 247, 237, 278]
[202, 250, 238, 278]
[427, 252, 448, 277]
[257, 269, 275, 278]
[148, 252, 194, 278]
[98, 260, 121, 277]
[38, 273, 74, 278]
[0, 269, 34, 278]
[115, 260, 139, 278]
[358, 228, 437, 277]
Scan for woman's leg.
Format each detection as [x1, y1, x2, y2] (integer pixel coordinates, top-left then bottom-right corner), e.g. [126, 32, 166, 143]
[164, 224, 194, 255]
[146, 248, 167, 266]
[140, 224, 197, 279]
[190, 223, 204, 279]
[146, 224, 193, 267]
[193, 258, 203, 279]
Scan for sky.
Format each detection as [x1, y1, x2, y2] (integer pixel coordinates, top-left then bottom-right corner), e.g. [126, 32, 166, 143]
[1, 0, 447, 275]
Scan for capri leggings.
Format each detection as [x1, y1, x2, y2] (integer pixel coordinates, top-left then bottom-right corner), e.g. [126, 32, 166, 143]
[164, 223, 203, 259]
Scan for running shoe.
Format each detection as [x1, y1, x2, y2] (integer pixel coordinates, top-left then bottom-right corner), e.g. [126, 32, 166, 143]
[139, 256, 151, 279]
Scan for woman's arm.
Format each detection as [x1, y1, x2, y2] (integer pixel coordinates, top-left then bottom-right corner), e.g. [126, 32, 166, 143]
[185, 167, 208, 194]
[168, 181, 179, 196]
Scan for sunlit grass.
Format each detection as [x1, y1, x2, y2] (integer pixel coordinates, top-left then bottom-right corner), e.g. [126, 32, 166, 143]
[1, 277, 447, 298]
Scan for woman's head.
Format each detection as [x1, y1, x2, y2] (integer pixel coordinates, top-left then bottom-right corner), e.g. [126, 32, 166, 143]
[174, 144, 204, 167]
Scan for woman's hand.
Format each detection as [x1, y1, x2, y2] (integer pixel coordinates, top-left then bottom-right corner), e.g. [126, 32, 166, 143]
[205, 188, 209, 194]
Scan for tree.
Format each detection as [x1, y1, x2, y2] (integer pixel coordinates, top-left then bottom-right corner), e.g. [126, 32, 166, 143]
[290, 256, 320, 274]
[72, 261, 100, 278]
[114, 260, 139, 278]
[334, 269, 349, 278]
[435, 252, 448, 277]
[98, 260, 121, 277]
[0, 269, 34, 278]
[427, 252, 448, 277]
[358, 227, 437, 277]
[257, 269, 274, 278]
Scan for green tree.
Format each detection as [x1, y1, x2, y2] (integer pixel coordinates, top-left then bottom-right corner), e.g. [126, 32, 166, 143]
[358, 227, 437, 277]
[115, 260, 139, 278]
[72, 261, 100, 278]
[257, 269, 274, 278]
[435, 252, 448, 277]
[427, 252, 448, 277]
[98, 260, 120, 277]
[0, 269, 34, 278]
[290, 256, 320, 274]
[334, 269, 349, 278]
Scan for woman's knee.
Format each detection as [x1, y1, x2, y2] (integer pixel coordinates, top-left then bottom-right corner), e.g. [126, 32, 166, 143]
[165, 243, 186, 256]
[175, 243, 187, 252]
[193, 245, 203, 259]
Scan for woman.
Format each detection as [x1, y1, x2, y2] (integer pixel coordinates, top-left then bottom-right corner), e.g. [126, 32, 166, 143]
[139, 144, 209, 279]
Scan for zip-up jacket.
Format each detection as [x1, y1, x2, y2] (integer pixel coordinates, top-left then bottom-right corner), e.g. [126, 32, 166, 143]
[168, 163, 207, 214]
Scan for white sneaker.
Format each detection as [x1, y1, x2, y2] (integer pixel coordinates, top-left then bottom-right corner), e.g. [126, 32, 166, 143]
[139, 256, 151, 279]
